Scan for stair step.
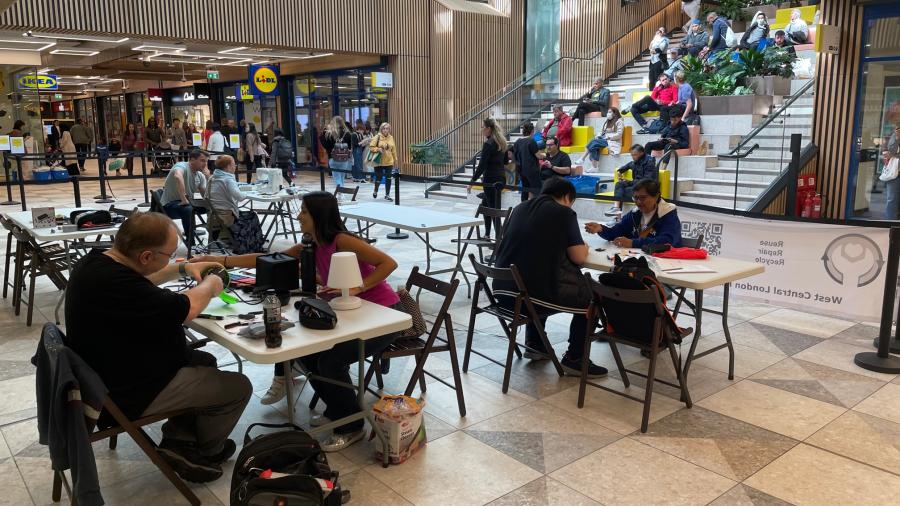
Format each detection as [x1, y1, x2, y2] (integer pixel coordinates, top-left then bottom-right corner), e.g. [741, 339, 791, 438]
[428, 189, 470, 200]
[706, 166, 781, 177]
[686, 179, 768, 195]
[680, 190, 756, 202]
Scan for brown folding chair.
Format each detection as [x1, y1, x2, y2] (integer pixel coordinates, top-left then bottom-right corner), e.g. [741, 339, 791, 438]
[365, 267, 466, 416]
[463, 254, 565, 394]
[1, 215, 20, 299]
[37, 324, 201, 506]
[451, 205, 512, 264]
[10, 226, 68, 326]
[580, 274, 693, 433]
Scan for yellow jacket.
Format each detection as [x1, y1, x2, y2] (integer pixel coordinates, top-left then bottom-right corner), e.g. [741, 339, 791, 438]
[370, 133, 396, 166]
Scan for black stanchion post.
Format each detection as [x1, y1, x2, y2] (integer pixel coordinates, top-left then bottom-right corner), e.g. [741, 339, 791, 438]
[785, 133, 801, 217]
[137, 153, 151, 208]
[855, 226, 900, 373]
[2, 153, 19, 206]
[319, 165, 326, 191]
[387, 170, 408, 240]
[95, 157, 114, 204]
[15, 157, 26, 211]
[71, 175, 82, 208]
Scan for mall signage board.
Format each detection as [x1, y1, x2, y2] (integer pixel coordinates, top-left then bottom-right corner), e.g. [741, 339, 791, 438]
[678, 207, 889, 322]
[371, 72, 393, 89]
[147, 88, 164, 102]
[248, 64, 279, 96]
[17, 74, 58, 90]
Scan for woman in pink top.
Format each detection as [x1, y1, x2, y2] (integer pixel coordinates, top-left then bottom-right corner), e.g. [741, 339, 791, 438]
[193, 191, 400, 451]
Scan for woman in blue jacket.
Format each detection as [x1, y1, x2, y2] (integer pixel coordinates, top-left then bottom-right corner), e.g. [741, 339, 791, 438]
[585, 178, 682, 248]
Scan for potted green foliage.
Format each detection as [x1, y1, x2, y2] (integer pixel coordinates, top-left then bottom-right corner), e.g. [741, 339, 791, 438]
[685, 53, 773, 115]
[721, 47, 798, 96]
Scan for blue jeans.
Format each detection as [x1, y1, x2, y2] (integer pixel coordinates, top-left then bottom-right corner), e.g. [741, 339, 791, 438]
[886, 176, 900, 220]
[586, 137, 609, 161]
[329, 159, 350, 188]
[352, 147, 364, 180]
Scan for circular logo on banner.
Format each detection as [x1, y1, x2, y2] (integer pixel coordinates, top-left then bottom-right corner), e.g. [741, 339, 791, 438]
[821, 234, 884, 288]
[252, 67, 278, 94]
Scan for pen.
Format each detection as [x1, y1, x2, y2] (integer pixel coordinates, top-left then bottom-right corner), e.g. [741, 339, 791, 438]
[196, 314, 224, 320]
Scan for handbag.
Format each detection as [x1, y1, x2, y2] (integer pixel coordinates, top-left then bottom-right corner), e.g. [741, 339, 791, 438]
[880, 157, 899, 182]
[366, 135, 383, 166]
[396, 287, 427, 339]
[295, 298, 338, 330]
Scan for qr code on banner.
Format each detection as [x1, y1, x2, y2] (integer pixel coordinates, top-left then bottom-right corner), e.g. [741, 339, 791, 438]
[681, 221, 724, 256]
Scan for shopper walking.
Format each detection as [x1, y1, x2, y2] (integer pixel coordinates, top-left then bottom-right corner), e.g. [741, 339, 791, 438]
[48, 120, 61, 150]
[884, 124, 900, 220]
[512, 122, 543, 201]
[244, 123, 264, 174]
[351, 119, 371, 182]
[172, 118, 188, 159]
[469, 118, 508, 237]
[121, 123, 137, 177]
[60, 130, 78, 176]
[323, 116, 353, 189]
[70, 118, 94, 172]
[201, 120, 213, 150]
[271, 128, 295, 182]
[369, 123, 397, 200]
[206, 123, 225, 172]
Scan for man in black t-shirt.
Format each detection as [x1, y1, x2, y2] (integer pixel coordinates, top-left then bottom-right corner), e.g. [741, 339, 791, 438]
[65, 212, 252, 483]
[492, 177, 608, 378]
[512, 122, 544, 201]
[540, 136, 574, 180]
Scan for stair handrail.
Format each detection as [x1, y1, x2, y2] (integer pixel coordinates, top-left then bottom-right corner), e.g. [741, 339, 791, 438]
[421, 1, 683, 147]
[729, 78, 816, 156]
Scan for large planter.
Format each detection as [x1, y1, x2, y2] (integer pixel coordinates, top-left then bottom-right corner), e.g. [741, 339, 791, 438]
[746, 76, 793, 96]
[699, 94, 774, 115]
[730, 20, 747, 33]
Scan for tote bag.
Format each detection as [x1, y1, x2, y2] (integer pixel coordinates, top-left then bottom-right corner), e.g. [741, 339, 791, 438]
[880, 157, 899, 182]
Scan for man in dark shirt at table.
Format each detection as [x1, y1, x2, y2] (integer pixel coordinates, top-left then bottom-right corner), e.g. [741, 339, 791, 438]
[65, 212, 252, 483]
[540, 136, 574, 180]
[493, 177, 608, 378]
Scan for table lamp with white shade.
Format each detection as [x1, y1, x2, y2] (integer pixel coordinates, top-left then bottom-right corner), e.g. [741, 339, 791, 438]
[327, 252, 364, 310]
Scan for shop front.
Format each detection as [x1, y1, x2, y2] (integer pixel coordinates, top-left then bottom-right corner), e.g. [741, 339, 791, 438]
[126, 89, 164, 130]
[289, 66, 389, 167]
[218, 82, 279, 141]
[848, 2, 900, 220]
[97, 95, 126, 143]
[168, 84, 212, 132]
[0, 66, 47, 155]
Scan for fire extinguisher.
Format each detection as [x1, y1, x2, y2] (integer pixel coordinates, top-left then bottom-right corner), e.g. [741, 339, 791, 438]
[811, 194, 822, 219]
[801, 193, 813, 218]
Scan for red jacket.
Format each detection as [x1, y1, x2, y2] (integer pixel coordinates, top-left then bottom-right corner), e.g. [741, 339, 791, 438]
[650, 84, 678, 106]
[542, 113, 573, 146]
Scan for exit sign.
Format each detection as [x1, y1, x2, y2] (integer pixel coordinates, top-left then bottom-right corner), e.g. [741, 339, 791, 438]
[54, 93, 62, 99]
[207, 70, 220, 79]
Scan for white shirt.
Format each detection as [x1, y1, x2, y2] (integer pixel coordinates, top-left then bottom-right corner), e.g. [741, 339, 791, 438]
[206, 131, 225, 160]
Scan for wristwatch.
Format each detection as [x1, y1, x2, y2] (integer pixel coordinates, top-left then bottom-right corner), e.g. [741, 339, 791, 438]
[178, 263, 187, 278]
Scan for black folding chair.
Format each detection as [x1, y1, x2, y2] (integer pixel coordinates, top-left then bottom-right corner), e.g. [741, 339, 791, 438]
[463, 254, 565, 393]
[9, 226, 68, 326]
[580, 273, 693, 432]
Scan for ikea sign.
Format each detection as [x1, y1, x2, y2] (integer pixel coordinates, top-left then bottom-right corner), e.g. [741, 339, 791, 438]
[17, 74, 58, 91]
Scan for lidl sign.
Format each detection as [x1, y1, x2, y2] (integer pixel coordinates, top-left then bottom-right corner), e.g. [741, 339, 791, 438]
[248, 64, 279, 96]
[17, 74, 58, 91]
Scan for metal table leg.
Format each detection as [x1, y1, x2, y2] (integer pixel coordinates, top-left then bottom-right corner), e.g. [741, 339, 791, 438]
[283, 360, 295, 425]
[680, 283, 737, 402]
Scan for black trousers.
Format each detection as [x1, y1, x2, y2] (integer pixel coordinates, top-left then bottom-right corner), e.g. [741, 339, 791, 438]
[480, 173, 505, 236]
[374, 166, 393, 196]
[75, 143, 90, 170]
[573, 102, 608, 126]
[631, 97, 672, 128]
[645, 140, 676, 164]
[519, 167, 541, 202]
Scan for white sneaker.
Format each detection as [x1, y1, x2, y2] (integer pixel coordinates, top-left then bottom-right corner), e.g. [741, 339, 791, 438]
[604, 207, 622, 217]
[260, 376, 304, 405]
[310, 414, 332, 427]
[321, 430, 366, 452]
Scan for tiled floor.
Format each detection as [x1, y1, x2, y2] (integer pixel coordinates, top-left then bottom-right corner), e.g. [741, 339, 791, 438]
[0, 171, 898, 505]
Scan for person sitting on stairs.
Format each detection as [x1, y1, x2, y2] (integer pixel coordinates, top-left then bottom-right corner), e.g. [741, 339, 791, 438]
[622, 73, 678, 134]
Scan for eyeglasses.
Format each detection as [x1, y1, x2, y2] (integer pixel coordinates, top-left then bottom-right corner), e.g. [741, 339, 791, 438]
[632, 194, 653, 202]
[155, 249, 178, 260]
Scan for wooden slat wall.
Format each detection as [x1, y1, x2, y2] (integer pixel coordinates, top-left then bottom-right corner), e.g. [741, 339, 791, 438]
[811, 0, 865, 219]
[760, 155, 818, 216]
[560, 0, 678, 58]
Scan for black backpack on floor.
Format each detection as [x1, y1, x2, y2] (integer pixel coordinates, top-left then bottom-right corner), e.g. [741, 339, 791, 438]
[230, 423, 341, 506]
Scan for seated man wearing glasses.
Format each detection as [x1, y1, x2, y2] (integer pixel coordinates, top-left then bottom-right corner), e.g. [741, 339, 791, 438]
[65, 212, 252, 483]
[585, 178, 682, 248]
[492, 177, 609, 378]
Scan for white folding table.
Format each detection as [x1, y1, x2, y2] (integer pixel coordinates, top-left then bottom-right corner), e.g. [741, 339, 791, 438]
[338, 202, 482, 287]
[187, 295, 411, 465]
[582, 242, 764, 399]
[4, 206, 127, 323]
[242, 190, 304, 246]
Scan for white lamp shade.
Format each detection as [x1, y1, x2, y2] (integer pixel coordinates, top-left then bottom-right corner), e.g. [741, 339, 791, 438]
[327, 252, 364, 290]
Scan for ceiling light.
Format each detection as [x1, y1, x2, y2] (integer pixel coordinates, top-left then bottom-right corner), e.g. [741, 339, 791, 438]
[24, 32, 129, 44]
[51, 49, 100, 56]
[0, 39, 55, 51]
[37, 67, 54, 74]
[218, 47, 248, 54]
[83, 88, 111, 92]
[132, 43, 184, 51]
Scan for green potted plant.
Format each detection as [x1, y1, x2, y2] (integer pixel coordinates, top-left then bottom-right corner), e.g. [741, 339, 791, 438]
[723, 47, 798, 96]
[696, 71, 774, 115]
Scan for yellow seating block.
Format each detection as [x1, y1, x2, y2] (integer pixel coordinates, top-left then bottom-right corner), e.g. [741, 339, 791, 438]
[571, 125, 594, 146]
[560, 145, 585, 154]
[600, 126, 633, 155]
[625, 91, 658, 118]
[774, 5, 815, 27]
